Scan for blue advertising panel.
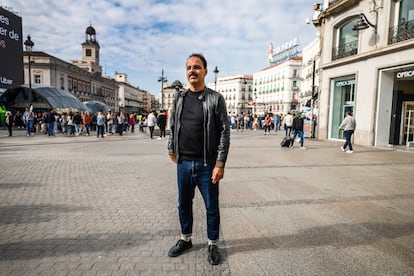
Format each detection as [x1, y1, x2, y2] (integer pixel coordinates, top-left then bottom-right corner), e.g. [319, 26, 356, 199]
[0, 7, 23, 89]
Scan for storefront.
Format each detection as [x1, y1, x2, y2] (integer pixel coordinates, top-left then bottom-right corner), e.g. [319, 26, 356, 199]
[376, 65, 414, 147]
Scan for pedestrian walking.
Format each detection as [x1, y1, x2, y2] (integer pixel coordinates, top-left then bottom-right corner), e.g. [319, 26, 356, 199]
[46, 108, 56, 136]
[167, 53, 230, 265]
[339, 111, 356, 153]
[157, 110, 167, 139]
[96, 111, 105, 138]
[13, 110, 23, 128]
[147, 110, 157, 139]
[129, 113, 135, 133]
[5, 110, 13, 136]
[283, 112, 293, 137]
[23, 106, 35, 136]
[263, 113, 272, 135]
[83, 111, 92, 136]
[290, 112, 305, 149]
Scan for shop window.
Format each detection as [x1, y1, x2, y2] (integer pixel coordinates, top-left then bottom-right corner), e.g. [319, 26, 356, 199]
[332, 18, 359, 60]
[330, 76, 356, 139]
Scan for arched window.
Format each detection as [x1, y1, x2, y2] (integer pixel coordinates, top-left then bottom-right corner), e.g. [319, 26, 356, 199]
[332, 17, 359, 60]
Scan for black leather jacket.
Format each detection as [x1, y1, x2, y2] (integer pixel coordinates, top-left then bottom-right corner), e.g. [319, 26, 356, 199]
[168, 87, 230, 167]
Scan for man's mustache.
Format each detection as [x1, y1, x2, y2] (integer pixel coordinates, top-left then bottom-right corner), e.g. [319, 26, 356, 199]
[189, 72, 198, 78]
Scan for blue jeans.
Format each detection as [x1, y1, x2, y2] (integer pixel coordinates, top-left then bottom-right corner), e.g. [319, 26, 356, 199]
[48, 122, 55, 136]
[343, 130, 354, 151]
[26, 120, 34, 135]
[291, 129, 304, 147]
[177, 160, 220, 241]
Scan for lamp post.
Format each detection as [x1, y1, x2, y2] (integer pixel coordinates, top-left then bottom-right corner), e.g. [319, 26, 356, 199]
[24, 35, 34, 106]
[213, 66, 219, 91]
[158, 69, 167, 110]
[311, 59, 316, 138]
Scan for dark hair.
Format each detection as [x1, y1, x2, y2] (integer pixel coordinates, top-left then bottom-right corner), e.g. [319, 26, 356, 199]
[188, 53, 207, 69]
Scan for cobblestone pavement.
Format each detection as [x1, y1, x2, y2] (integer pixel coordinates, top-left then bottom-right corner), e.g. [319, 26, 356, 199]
[0, 128, 413, 275]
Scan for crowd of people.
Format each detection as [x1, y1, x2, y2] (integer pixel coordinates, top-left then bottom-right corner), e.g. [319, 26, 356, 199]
[228, 111, 315, 149]
[1, 106, 169, 139]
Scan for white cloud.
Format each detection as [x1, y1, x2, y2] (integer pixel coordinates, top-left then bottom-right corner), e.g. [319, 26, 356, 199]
[4, 0, 317, 95]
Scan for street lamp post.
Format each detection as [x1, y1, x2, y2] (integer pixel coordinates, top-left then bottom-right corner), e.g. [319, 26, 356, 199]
[310, 59, 316, 138]
[213, 66, 219, 91]
[158, 69, 167, 110]
[24, 35, 34, 106]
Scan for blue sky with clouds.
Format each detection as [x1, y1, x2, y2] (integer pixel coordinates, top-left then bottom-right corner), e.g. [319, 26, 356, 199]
[4, 0, 317, 96]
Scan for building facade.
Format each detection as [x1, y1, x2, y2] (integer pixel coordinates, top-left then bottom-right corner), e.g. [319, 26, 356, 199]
[253, 57, 302, 115]
[114, 72, 147, 114]
[209, 75, 253, 115]
[300, 37, 321, 119]
[313, 0, 414, 147]
[24, 51, 118, 111]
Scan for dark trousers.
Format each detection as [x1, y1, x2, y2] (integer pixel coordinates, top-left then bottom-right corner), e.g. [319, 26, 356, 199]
[159, 126, 166, 138]
[149, 126, 155, 139]
[343, 130, 354, 151]
[7, 124, 12, 136]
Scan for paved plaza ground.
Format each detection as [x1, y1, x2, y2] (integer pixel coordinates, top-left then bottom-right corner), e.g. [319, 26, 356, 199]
[0, 128, 413, 275]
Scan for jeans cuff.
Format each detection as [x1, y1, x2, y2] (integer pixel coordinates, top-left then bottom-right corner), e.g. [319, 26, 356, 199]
[181, 234, 192, 241]
[208, 239, 218, 246]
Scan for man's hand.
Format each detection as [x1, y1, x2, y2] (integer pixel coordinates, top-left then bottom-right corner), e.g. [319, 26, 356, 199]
[169, 154, 177, 163]
[211, 167, 224, 184]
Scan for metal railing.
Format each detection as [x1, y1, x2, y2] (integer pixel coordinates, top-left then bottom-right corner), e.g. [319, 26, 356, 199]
[388, 19, 414, 45]
[332, 40, 358, 60]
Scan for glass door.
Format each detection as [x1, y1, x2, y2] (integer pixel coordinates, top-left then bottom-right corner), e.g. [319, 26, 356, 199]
[400, 101, 414, 144]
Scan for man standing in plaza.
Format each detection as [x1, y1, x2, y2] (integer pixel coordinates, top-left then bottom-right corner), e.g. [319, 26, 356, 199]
[167, 53, 230, 265]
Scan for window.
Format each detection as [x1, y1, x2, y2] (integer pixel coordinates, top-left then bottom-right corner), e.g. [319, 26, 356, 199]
[332, 18, 359, 60]
[86, 49, 92, 57]
[68, 77, 73, 91]
[60, 74, 65, 90]
[34, 74, 41, 84]
[389, 0, 414, 44]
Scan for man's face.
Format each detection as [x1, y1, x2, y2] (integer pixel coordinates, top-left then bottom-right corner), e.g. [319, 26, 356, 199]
[186, 56, 207, 87]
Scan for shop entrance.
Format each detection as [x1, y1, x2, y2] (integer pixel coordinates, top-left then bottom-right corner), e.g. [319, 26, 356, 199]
[389, 69, 414, 145]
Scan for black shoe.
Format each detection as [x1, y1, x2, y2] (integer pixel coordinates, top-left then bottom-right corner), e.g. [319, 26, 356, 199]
[168, 239, 192, 257]
[208, 245, 220, 265]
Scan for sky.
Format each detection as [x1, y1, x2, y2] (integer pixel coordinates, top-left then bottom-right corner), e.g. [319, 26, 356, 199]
[3, 0, 318, 96]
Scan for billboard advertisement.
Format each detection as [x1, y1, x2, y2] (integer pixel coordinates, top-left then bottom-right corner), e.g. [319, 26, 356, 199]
[0, 7, 23, 89]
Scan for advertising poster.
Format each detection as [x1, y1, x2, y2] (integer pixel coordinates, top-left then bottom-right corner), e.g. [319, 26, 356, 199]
[0, 7, 23, 89]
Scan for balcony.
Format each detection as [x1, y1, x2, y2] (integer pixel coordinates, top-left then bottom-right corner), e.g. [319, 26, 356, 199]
[332, 40, 358, 60]
[388, 19, 414, 45]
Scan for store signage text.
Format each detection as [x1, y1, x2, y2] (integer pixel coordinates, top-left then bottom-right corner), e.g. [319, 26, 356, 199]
[336, 79, 355, 87]
[396, 70, 414, 79]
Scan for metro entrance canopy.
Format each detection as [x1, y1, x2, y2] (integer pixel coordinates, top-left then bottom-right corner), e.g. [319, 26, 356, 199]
[0, 85, 89, 112]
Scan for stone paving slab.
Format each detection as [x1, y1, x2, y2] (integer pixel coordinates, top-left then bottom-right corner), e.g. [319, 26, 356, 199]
[0, 128, 413, 275]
